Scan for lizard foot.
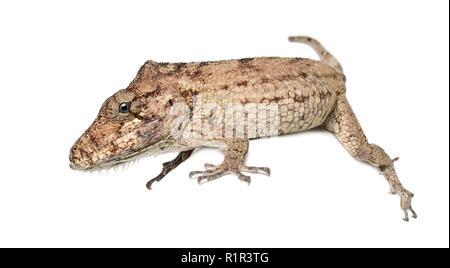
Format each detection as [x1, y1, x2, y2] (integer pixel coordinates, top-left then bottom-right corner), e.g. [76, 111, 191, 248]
[146, 150, 194, 190]
[381, 165, 417, 221]
[189, 163, 270, 185]
[398, 187, 417, 222]
[387, 180, 417, 221]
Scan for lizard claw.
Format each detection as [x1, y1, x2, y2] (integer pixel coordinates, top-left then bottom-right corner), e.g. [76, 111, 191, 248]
[237, 173, 251, 184]
[189, 168, 219, 179]
[189, 163, 270, 185]
[146, 175, 162, 190]
[190, 165, 227, 184]
[204, 163, 217, 170]
[196, 172, 227, 184]
[240, 165, 271, 176]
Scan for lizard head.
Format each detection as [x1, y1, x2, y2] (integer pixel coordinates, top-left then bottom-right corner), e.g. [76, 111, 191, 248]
[69, 61, 184, 171]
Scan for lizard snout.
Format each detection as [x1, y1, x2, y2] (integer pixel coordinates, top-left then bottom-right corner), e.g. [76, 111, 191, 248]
[69, 145, 87, 170]
[69, 141, 96, 170]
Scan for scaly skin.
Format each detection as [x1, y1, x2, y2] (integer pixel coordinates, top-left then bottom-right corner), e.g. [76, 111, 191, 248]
[69, 36, 416, 221]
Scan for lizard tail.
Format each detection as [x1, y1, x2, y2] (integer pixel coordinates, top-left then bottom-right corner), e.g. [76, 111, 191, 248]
[288, 36, 343, 74]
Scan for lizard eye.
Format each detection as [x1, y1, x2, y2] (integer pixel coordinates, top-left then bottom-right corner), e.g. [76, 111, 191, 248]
[118, 102, 131, 113]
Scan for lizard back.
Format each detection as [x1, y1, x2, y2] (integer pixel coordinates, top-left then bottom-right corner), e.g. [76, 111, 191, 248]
[149, 57, 345, 137]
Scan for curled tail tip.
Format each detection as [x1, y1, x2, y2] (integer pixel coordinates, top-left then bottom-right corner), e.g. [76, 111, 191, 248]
[287, 36, 296, 42]
[288, 36, 315, 43]
[288, 35, 343, 73]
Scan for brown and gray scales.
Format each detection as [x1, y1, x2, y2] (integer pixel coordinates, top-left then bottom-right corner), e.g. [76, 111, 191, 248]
[153, 58, 340, 136]
[69, 36, 416, 221]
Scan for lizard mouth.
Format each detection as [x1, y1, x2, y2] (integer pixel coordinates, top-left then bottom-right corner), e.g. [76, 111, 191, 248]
[69, 133, 170, 171]
[69, 154, 138, 171]
[69, 137, 131, 171]
[69, 150, 135, 171]
[69, 144, 138, 171]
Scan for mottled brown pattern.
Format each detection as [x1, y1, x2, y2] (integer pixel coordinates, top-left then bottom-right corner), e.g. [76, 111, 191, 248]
[69, 36, 415, 221]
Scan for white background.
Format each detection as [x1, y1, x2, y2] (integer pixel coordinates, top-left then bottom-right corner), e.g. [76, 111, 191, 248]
[0, 0, 448, 248]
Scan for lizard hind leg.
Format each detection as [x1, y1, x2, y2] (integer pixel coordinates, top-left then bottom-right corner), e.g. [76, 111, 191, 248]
[324, 94, 417, 221]
[189, 139, 270, 185]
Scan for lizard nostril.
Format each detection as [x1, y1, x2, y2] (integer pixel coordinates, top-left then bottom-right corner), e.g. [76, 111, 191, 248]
[69, 148, 77, 168]
[69, 145, 83, 168]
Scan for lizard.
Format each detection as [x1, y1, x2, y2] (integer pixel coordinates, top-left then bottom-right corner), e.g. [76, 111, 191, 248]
[69, 36, 416, 221]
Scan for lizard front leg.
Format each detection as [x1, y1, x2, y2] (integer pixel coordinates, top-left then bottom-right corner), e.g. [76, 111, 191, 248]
[146, 149, 194, 189]
[189, 139, 270, 184]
